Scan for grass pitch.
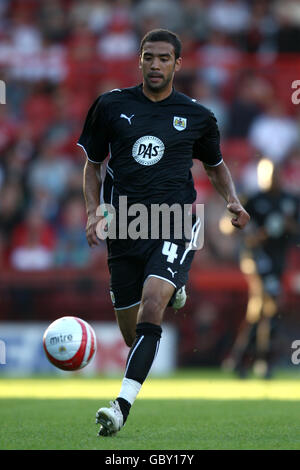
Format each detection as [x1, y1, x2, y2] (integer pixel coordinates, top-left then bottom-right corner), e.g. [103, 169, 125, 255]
[0, 369, 300, 450]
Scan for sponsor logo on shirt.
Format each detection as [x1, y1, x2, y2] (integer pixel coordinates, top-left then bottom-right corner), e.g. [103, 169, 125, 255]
[132, 135, 165, 166]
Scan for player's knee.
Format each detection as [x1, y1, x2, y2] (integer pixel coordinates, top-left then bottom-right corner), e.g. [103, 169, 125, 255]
[123, 332, 135, 348]
[139, 296, 164, 324]
[119, 326, 136, 347]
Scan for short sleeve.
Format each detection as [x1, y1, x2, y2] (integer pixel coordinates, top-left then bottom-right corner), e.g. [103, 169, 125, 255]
[77, 95, 110, 164]
[192, 112, 223, 167]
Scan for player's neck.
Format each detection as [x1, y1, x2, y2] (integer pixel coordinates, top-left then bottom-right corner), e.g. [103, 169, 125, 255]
[142, 83, 173, 102]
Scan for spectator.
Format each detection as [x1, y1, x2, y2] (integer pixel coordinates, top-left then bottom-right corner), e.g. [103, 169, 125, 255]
[0, 164, 4, 190]
[0, 0, 299, 276]
[281, 148, 300, 196]
[44, 87, 78, 153]
[37, 0, 69, 43]
[273, 0, 300, 27]
[0, 181, 25, 240]
[68, 0, 112, 33]
[64, 24, 100, 97]
[190, 77, 228, 135]
[226, 73, 273, 138]
[133, 0, 184, 36]
[272, 0, 300, 52]
[248, 101, 300, 163]
[10, 4, 42, 56]
[242, 0, 278, 53]
[23, 84, 56, 141]
[10, 207, 56, 270]
[178, 0, 209, 42]
[0, 105, 19, 154]
[240, 154, 265, 198]
[54, 195, 91, 267]
[196, 30, 242, 89]
[0, 229, 9, 269]
[207, 0, 251, 37]
[30, 186, 60, 222]
[97, 16, 138, 60]
[28, 142, 74, 199]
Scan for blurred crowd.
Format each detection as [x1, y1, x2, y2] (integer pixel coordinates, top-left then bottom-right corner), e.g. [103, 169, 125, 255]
[0, 0, 300, 271]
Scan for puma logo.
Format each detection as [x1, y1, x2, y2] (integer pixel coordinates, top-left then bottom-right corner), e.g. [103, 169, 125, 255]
[120, 113, 134, 125]
[167, 267, 178, 278]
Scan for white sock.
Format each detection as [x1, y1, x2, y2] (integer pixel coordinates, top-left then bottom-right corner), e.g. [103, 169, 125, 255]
[118, 377, 142, 405]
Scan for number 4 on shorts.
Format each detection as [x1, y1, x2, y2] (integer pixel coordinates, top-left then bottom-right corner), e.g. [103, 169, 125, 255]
[162, 241, 178, 263]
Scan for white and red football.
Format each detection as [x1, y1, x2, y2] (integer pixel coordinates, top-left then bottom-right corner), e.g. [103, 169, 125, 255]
[43, 316, 97, 371]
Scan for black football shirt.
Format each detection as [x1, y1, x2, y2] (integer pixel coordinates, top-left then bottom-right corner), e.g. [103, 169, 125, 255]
[78, 84, 223, 209]
[245, 190, 299, 275]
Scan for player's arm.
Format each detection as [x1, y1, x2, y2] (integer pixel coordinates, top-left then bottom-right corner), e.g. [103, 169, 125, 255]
[83, 159, 104, 247]
[203, 161, 250, 229]
[78, 94, 111, 246]
[194, 110, 249, 229]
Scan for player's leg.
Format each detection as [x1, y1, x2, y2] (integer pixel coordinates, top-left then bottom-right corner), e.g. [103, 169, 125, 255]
[224, 272, 263, 376]
[118, 239, 194, 407]
[256, 275, 281, 378]
[137, 275, 175, 324]
[96, 275, 174, 436]
[114, 303, 140, 347]
[95, 251, 145, 436]
[113, 273, 185, 348]
[96, 241, 195, 436]
[108, 254, 144, 347]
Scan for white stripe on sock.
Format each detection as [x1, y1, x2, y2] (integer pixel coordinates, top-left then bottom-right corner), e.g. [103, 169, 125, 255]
[124, 335, 144, 376]
[118, 378, 142, 405]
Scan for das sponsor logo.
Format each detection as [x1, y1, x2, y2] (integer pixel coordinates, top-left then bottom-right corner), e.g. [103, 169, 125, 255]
[132, 135, 165, 166]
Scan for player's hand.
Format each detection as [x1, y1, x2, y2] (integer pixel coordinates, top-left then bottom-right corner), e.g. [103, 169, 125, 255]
[86, 213, 106, 247]
[227, 202, 250, 229]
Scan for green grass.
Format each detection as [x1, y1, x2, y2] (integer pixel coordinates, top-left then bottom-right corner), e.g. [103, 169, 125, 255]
[0, 370, 300, 450]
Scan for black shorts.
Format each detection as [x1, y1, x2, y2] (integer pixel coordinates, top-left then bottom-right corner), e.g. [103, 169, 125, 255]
[107, 237, 196, 310]
[253, 249, 284, 297]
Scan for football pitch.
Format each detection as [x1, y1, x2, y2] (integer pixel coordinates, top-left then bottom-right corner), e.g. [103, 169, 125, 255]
[0, 369, 299, 450]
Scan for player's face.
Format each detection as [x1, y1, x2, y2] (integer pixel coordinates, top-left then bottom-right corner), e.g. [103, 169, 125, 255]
[140, 41, 182, 93]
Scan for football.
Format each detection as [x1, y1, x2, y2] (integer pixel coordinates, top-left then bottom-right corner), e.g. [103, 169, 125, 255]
[43, 316, 97, 371]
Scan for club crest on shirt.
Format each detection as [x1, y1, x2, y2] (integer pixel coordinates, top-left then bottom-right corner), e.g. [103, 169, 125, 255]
[173, 116, 187, 131]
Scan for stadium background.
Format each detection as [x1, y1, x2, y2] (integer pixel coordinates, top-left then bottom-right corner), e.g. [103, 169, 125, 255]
[0, 0, 299, 376]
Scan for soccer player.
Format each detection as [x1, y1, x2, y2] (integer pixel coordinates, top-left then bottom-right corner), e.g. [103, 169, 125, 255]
[78, 29, 250, 436]
[227, 164, 299, 378]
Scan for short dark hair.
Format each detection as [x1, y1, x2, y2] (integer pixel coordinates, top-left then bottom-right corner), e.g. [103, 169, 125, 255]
[140, 29, 182, 60]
